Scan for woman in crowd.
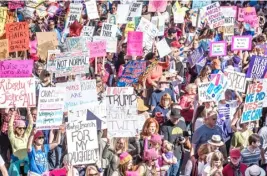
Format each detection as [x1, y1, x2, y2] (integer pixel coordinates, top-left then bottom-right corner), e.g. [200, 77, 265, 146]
[112, 152, 134, 176]
[194, 65, 212, 86]
[8, 108, 33, 176]
[152, 93, 172, 122]
[137, 149, 159, 176]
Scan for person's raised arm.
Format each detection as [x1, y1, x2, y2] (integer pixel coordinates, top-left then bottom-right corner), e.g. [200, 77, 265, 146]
[8, 111, 16, 138]
[27, 128, 36, 152]
[0, 156, 7, 176]
[49, 126, 63, 150]
[25, 108, 33, 137]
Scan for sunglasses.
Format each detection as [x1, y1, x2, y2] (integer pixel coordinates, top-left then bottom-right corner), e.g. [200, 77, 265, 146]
[38, 136, 44, 140]
[17, 127, 26, 130]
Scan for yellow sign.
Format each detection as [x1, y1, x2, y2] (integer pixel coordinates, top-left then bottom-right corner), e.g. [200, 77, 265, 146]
[125, 21, 135, 36]
[0, 7, 7, 36]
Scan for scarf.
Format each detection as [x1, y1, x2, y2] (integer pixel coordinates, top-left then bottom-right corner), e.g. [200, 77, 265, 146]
[229, 162, 242, 176]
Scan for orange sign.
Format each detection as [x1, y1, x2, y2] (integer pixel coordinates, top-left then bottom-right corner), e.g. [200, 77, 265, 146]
[6, 22, 29, 52]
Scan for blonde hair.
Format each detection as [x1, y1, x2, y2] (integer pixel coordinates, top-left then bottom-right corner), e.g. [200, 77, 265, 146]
[185, 83, 197, 93]
[85, 165, 100, 176]
[163, 141, 174, 152]
[112, 137, 129, 152]
[160, 93, 172, 107]
[210, 151, 224, 169]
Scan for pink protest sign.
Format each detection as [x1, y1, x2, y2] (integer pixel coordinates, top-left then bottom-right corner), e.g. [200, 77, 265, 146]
[8, 1, 24, 10]
[231, 36, 252, 51]
[148, 0, 167, 12]
[0, 60, 33, 77]
[87, 41, 106, 58]
[127, 31, 143, 56]
[209, 41, 227, 57]
[238, 7, 258, 27]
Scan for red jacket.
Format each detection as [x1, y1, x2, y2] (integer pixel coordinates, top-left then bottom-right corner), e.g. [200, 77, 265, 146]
[222, 163, 248, 176]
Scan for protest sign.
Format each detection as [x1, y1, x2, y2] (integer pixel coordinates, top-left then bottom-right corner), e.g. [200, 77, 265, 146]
[217, 102, 233, 141]
[206, 73, 229, 101]
[172, 1, 186, 24]
[93, 36, 117, 53]
[54, 52, 89, 77]
[36, 87, 65, 130]
[36, 32, 58, 47]
[220, 6, 237, 26]
[57, 80, 97, 110]
[238, 7, 258, 28]
[85, 0, 99, 20]
[203, 2, 224, 29]
[156, 38, 172, 58]
[0, 60, 33, 77]
[6, 22, 29, 52]
[117, 60, 146, 86]
[46, 50, 60, 72]
[225, 69, 246, 92]
[209, 41, 227, 57]
[68, 101, 107, 129]
[8, 1, 24, 10]
[117, 4, 130, 24]
[37, 41, 56, 61]
[127, 2, 142, 21]
[148, 0, 167, 12]
[0, 39, 9, 59]
[81, 26, 95, 37]
[127, 31, 143, 56]
[246, 55, 267, 79]
[108, 14, 117, 25]
[231, 36, 252, 51]
[136, 17, 158, 53]
[188, 47, 205, 68]
[47, 3, 59, 18]
[66, 37, 86, 52]
[0, 7, 7, 36]
[125, 21, 135, 35]
[36, 5, 47, 18]
[87, 41, 106, 58]
[106, 87, 137, 137]
[0, 78, 36, 108]
[192, 0, 211, 9]
[100, 23, 117, 38]
[65, 3, 83, 28]
[66, 120, 99, 165]
[198, 82, 213, 102]
[241, 82, 267, 123]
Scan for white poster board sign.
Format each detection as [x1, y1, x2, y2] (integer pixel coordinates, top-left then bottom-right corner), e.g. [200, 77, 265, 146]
[85, 0, 99, 20]
[93, 36, 118, 53]
[36, 87, 65, 130]
[225, 69, 246, 93]
[100, 23, 117, 37]
[66, 120, 99, 165]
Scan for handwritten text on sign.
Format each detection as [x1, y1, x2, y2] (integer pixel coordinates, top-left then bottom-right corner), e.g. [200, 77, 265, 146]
[231, 36, 252, 51]
[225, 69, 246, 93]
[203, 2, 224, 29]
[55, 52, 89, 77]
[198, 82, 213, 102]
[36, 87, 65, 130]
[65, 3, 83, 28]
[0, 39, 9, 59]
[0, 78, 36, 108]
[6, 22, 29, 52]
[87, 41, 106, 58]
[0, 60, 33, 77]
[209, 41, 227, 57]
[241, 82, 266, 123]
[66, 120, 99, 165]
[57, 80, 97, 110]
[127, 31, 143, 56]
[100, 23, 117, 38]
[106, 87, 137, 137]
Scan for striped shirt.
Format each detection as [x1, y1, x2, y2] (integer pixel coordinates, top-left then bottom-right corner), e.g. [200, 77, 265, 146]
[241, 147, 261, 166]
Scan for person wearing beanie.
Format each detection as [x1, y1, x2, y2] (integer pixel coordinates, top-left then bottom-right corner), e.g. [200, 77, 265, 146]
[27, 127, 63, 175]
[222, 149, 248, 176]
[112, 152, 133, 176]
[137, 148, 159, 176]
[8, 108, 33, 176]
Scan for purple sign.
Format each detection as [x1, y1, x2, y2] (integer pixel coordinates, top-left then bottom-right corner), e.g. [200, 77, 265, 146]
[246, 55, 267, 79]
[188, 47, 205, 68]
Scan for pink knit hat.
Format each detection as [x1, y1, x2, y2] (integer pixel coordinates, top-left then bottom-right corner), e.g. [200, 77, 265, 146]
[143, 148, 158, 161]
[126, 171, 139, 176]
[119, 152, 132, 165]
[150, 134, 162, 145]
[14, 120, 26, 128]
